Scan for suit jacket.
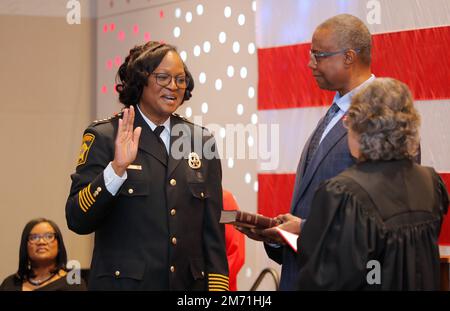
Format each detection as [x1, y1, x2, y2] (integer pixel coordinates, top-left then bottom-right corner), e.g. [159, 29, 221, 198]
[265, 116, 354, 290]
[66, 111, 229, 291]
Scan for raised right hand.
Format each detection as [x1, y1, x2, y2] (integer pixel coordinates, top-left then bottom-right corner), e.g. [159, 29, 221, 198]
[111, 106, 142, 176]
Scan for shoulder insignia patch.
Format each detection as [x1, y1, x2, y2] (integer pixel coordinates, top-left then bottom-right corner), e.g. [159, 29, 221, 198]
[77, 133, 95, 166]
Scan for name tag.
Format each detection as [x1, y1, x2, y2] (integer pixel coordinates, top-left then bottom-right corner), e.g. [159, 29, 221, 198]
[127, 164, 142, 170]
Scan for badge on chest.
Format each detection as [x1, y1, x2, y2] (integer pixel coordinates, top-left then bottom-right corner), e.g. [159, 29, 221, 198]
[188, 152, 201, 169]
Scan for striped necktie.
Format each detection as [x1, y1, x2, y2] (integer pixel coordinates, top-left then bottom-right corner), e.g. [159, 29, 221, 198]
[305, 102, 340, 168]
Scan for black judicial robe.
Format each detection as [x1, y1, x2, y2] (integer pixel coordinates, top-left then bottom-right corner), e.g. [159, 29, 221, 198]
[297, 159, 449, 290]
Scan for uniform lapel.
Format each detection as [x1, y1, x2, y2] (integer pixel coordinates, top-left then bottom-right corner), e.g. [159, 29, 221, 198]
[134, 108, 168, 166]
[167, 115, 191, 177]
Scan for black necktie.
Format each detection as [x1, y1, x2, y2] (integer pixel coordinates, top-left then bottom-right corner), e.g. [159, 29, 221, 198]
[154, 125, 165, 137]
[153, 125, 168, 157]
[305, 102, 340, 168]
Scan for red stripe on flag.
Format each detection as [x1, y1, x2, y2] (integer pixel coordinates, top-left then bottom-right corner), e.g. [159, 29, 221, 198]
[257, 173, 296, 218]
[372, 26, 450, 101]
[257, 43, 334, 110]
[439, 173, 450, 245]
[258, 26, 450, 110]
[257, 173, 450, 245]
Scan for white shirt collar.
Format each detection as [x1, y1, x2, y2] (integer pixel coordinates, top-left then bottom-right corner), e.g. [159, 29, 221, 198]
[333, 74, 376, 113]
[136, 105, 171, 135]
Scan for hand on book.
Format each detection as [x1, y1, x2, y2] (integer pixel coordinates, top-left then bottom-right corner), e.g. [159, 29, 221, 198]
[235, 226, 285, 244]
[236, 213, 303, 245]
[275, 214, 302, 235]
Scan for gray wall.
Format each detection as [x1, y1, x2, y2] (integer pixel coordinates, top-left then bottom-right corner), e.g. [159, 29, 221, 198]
[0, 0, 96, 282]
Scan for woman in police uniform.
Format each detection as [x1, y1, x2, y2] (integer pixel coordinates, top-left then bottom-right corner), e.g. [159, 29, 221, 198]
[65, 41, 229, 291]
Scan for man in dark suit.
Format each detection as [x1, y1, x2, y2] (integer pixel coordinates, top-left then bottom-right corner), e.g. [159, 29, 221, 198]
[66, 41, 229, 290]
[238, 14, 375, 290]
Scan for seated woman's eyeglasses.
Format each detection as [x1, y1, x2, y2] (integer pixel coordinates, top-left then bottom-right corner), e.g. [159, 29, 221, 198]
[28, 232, 57, 244]
[151, 72, 189, 89]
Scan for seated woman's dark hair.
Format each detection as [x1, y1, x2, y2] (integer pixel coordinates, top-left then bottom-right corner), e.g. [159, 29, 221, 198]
[16, 218, 68, 281]
[115, 41, 194, 107]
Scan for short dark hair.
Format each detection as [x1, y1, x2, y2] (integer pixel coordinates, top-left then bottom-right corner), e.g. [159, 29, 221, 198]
[16, 218, 68, 281]
[115, 41, 194, 107]
[318, 14, 372, 66]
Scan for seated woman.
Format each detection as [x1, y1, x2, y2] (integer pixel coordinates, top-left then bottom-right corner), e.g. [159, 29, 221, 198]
[0, 218, 86, 291]
[296, 78, 449, 290]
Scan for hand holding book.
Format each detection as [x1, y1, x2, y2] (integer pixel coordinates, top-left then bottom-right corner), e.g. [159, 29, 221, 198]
[272, 214, 302, 251]
[235, 224, 286, 244]
[219, 210, 281, 229]
[220, 210, 284, 243]
[221, 211, 303, 249]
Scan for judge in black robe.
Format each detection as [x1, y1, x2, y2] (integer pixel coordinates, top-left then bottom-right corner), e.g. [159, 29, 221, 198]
[296, 78, 449, 290]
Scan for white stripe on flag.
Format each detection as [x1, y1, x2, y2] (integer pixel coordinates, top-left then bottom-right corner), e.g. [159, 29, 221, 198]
[416, 99, 450, 172]
[256, 0, 450, 48]
[258, 106, 327, 173]
[257, 99, 450, 174]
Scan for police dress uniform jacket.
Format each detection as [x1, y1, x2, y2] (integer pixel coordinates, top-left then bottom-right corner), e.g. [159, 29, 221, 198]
[65, 110, 229, 291]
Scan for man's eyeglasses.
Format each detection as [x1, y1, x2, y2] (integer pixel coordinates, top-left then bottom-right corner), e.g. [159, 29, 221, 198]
[28, 232, 57, 244]
[309, 48, 361, 64]
[151, 72, 189, 89]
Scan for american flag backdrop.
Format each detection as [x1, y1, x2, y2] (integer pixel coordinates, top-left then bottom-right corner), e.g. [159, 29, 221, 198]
[255, 0, 450, 247]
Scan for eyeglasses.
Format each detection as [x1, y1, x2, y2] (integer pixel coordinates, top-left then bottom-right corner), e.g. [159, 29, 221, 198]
[309, 48, 361, 65]
[28, 232, 57, 244]
[151, 72, 189, 89]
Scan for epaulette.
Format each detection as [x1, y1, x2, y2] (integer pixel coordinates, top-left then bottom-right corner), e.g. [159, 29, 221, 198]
[91, 111, 123, 126]
[172, 112, 189, 123]
[172, 113, 208, 131]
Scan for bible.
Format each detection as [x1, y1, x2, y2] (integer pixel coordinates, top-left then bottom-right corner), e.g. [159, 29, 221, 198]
[219, 210, 281, 229]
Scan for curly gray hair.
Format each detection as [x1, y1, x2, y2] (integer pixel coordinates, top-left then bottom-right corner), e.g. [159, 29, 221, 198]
[346, 78, 421, 161]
